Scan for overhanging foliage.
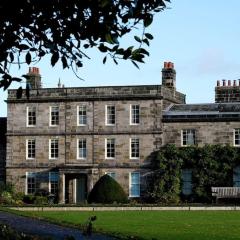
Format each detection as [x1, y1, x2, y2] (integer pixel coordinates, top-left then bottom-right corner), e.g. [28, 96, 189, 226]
[0, 0, 170, 90]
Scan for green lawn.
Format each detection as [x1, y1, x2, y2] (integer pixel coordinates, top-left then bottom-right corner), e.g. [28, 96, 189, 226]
[13, 210, 240, 240]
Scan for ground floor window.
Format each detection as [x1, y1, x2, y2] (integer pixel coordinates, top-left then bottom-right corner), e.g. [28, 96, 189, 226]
[49, 172, 59, 195]
[233, 166, 240, 187]
[129, 172, 140, 197]
[26, 172, 37, 194]
[181, 169, 192, 195]
[106, 172, 116, 180]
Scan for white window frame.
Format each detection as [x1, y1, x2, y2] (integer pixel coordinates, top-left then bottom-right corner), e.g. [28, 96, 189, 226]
[130, 138, 140, 159]
[105, 105, 116, 125]
[49, 106, 59, 126]
[234, 129, 240, 146]
[26, 139, 36, 160]
[25, 172, 37, 195]
[105, 138, 115, 159]
[49, 172, 59, 195]
[129, 172, 140, 197]
[77, 105, 87, 126]
[77, 138, 87, 159]
[26, 106, 36, 127]
[181, 129, 196, 146]
[49, 138, 59, 160]
[130, 104, 140, 125]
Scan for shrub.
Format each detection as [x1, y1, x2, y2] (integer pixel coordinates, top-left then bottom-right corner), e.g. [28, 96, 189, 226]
[88, 175, 128, 204]
[0, 191, 14, 204]
[34, 196, 48, 205]
[23, 194, 36, 204]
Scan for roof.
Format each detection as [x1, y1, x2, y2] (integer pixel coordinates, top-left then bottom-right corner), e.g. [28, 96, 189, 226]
[163, 103, 240, 122]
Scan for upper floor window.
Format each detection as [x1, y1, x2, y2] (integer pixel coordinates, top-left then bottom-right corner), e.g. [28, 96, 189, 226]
[129, 172, 140, 197]
[182, 129, 196, 146]
[234, 129, 240, 146]
[49, 138, 59, 159]
[50, 106, 59, 126]
[26, 139, 36, 159]
[130, 138, 140, 159]
[27, 106, 36, 127]
[105, 138, 115, 159]
[77, 105, 87, 126]
[105, 105, 115, 125]
[77, 138, 87, 159]
[130, 104, 140, 125]
[49, 172, 59, 195]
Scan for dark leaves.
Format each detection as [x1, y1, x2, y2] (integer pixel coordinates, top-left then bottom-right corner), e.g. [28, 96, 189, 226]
[16, 87, 23, 99]
[25, 52, 32, 65]
[51, 52, 59, 66]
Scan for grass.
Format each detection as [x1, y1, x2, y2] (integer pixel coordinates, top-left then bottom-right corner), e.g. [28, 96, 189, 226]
[5, 210, 240, 240]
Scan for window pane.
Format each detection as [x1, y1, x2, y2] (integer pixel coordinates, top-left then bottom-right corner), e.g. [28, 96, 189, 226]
[131, 138, 139, 158]
[78, 139, 87, 158]
[27, 172, 36, 194]
[131, 105, 140, 124]
[27, 139, 36, 159]
[49, 172, 59, 195]
[50, 106, 59, 125]
[130, 172, 140, 197]
[233, 166, 240, 187]
[182, 129, 196, 146]
[235, 129, 240, 146]
[107, 172, 116, 179]
[78, 106, 87, 125]
[50, 139, 59, 159]
[106, 138, 115, 158]
[106, 106, 115, 125]
[182, 169, 192, 195]
[27, 107, 36, 126]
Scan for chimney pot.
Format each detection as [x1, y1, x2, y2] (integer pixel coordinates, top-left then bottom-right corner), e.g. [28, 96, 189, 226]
[164, 62, 168, 68]
[233, 80, 237, 86]
[167, 62, 171, 68]
[217, 80, 220, 87]
[222, 80, 226, 86]
[228, 80, 231, 86]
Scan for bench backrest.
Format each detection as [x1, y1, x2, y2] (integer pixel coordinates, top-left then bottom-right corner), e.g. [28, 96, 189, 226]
[211, 187, 240, 197]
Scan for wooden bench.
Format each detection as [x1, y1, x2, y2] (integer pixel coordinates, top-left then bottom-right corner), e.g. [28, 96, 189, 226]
[211, 187, 240, 202]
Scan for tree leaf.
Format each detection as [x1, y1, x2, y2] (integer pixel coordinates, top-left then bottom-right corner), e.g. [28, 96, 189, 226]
[103, 56, 107, 64]
[25, 52, 31, 65]
[145, 33, 154, 40]
[51, 52, 59, 66]
[61, 56, 68, 69]
[16, 87, 23, 99]
[134, 36, 142, 43]
[144, 14, 153, 27]
[131, 60, 139, 69]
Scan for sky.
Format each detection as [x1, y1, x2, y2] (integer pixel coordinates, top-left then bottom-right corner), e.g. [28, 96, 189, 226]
[1, 0, 240, 117]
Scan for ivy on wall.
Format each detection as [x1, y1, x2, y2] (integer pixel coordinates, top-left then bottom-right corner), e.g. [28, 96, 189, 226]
[146, 144, 240, 203]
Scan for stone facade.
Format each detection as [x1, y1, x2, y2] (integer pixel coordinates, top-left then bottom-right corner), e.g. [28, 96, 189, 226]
[0, 118, 6, 183]
[163, 103, 240, 147]
[6, 62, 185, 203]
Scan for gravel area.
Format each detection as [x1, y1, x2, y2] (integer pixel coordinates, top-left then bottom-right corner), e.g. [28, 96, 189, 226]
[0, 211, 116, 240]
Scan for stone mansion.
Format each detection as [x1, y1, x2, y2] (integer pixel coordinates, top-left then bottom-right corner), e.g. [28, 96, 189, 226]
[2, 62, 240, 203]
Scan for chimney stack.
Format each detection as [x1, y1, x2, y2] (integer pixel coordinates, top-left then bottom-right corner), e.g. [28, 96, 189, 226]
[26, 67, 41, 89]
[162, 61, 176, 89]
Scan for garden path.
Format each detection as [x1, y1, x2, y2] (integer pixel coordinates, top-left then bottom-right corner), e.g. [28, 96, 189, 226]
[0, 211, 115, 240]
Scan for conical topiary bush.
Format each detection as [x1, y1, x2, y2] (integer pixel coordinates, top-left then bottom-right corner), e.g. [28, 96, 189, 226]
[87, 174, 128, 204]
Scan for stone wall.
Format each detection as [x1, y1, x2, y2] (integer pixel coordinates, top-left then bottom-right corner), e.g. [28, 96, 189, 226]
[163, 121, 239, 147]
[0, 118, 6, 182]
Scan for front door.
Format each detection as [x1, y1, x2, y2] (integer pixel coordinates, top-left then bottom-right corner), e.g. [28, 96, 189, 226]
[76, 175, 87, 203]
